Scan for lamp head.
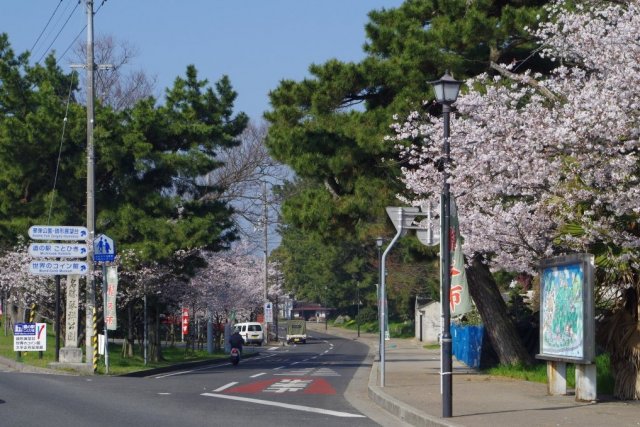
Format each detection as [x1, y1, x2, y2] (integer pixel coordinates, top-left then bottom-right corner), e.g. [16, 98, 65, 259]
[430, 71, 463, 104]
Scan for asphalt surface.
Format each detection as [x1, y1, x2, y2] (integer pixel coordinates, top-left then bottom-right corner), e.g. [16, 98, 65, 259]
[0, 331, 394, 426]
[2, 324, 639, 426]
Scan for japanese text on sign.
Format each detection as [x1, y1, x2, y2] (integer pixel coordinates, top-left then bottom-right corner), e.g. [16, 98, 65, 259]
[13, 323, 47, 351]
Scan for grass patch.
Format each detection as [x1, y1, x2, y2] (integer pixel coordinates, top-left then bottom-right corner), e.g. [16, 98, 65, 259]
[0, 325, 58, 369]
[0, 322, 227, 375]
[96, 343, 227, 375]
[423, 344, 440, 350]
[484, 353, 614, 395]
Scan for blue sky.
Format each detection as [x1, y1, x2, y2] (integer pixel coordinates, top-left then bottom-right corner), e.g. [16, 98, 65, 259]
[1, 1, 404, 121]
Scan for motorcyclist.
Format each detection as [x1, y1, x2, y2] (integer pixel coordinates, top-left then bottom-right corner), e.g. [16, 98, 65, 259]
[229, 330, 244, 354]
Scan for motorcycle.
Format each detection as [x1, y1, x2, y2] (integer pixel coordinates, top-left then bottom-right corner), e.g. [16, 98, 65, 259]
[230, 347, 240, 366]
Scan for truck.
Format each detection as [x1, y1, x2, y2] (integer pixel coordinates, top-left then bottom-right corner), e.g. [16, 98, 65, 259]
[286, 319, 307, 344]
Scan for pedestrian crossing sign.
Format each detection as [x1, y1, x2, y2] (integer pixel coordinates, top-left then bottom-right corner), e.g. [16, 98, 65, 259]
[94, 234, 116, 262]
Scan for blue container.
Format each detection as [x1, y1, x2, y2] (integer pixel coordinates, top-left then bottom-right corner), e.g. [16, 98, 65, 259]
[451, 324, 484, 368]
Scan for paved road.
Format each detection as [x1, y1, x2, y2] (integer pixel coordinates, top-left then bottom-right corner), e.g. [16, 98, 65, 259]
[0, 331, 403, 426]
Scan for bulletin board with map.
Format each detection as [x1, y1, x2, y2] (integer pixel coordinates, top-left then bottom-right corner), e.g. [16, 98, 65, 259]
[537, 253, 595, 363]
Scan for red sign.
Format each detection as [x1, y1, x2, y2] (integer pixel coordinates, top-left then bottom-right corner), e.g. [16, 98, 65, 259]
[181, 308, 189, 335]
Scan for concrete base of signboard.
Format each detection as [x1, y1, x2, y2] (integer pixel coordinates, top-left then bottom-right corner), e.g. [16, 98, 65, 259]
[547, 360, 597, 402]
[49, 360, 94, 374]
[575, 363, 597, 402]
[547, 361, 567, 396]
[59, 346, 83, 363]
[49, 347, 93, 374]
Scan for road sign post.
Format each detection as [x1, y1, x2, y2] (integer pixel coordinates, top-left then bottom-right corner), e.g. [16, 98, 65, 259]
[28, 225, 89, 366]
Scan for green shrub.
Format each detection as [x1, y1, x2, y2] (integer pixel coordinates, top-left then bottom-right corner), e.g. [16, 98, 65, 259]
[356, 306, 378, 324]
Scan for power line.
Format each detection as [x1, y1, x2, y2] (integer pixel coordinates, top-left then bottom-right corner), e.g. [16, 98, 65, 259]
[30, 0, 65, 53]
[47, 71, 77, 224]
[56, 0, 109, 66]
[37, 0, 82, 64]
[33, 0, 75, 60]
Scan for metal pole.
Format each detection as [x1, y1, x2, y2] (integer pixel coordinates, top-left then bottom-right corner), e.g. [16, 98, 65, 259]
[377, 248, 382, 362]
[102, 265, 109, 374]
[55, 275, 60, 362]
[380, 220, 402, 387]
[356, 282, 360, 338]
[263, 182, 269, 344]
[84, 0, 97, 369]
[325, 287, 328, 331]
[441, 103, 453, 418]
[143, 291, 147, 365]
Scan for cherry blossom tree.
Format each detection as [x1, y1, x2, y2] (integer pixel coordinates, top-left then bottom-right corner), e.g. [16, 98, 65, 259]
[0, 239, 52, 328]
[391, 0, 640, 396]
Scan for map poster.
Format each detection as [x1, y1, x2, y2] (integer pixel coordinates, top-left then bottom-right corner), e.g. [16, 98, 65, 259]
[537, 253, 595, 363]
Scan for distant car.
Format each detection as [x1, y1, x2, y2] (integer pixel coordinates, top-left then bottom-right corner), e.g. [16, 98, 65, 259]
[233, 322, 264, 345]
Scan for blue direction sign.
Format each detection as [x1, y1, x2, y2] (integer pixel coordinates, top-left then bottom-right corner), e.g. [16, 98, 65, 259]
[28, 225, 88, 241]
[94, 234, 116, 262]
[29, 260, 88, 275]
[28, 243, 88, 259]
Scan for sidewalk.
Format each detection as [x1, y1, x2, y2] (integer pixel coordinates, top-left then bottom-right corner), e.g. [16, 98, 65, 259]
[308, 323, 640, 427]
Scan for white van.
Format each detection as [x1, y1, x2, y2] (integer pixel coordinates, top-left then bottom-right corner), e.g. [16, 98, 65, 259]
[233, 322, 264, 345]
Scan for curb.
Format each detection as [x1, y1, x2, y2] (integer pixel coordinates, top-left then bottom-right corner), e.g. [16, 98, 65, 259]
[120, 351, 261, 377]
[367, 360, 461, 427]
[0, 354, 76, 375]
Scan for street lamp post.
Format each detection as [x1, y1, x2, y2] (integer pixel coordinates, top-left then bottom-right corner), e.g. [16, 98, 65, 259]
[376, 237, 383, 362]
[430, 71, 462, 418]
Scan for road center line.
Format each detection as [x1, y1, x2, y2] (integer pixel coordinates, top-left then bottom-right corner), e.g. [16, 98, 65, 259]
[250, 373, 266, 378]
[201, 393, 365, 418]
[213, 382, 238, 392]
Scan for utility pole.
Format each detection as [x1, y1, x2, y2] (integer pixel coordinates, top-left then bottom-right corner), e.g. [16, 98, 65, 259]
[84, 0, 97, 370]
[75, 0, 113, 371]
[263, 182, 269, 344]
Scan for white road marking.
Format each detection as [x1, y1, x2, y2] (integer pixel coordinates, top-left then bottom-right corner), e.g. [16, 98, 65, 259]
[268, 347, 279, 351]
[312, 368, 340, 377]
[157, 392, 171, 395]
[291, 361, 300, 365]
[155, 370, 195, 378]
[275, 368, 313, 376]
[213, 382, 238, 392]
[273, 366, 285, 370]
[201, 393, 365, 418]
[250, 373, 266, 378]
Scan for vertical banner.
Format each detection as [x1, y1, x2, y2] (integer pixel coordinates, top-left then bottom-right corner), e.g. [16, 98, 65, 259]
[65, 275, 80, 346]
[182, 308, 189, 335]
[450, 198, 472, 316]
[105, 266, 118, 330]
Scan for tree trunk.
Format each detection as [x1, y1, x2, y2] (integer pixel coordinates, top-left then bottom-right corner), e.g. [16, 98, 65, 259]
[598, 287, 640, 400]
[466, 254, 534, 366]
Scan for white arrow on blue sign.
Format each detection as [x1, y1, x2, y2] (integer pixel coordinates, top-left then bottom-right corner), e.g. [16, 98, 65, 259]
[28, 225, 88, 241]
[94, 234, 116, 262]
[28, 243, 88, 259]
[29, 261, 88, 276]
